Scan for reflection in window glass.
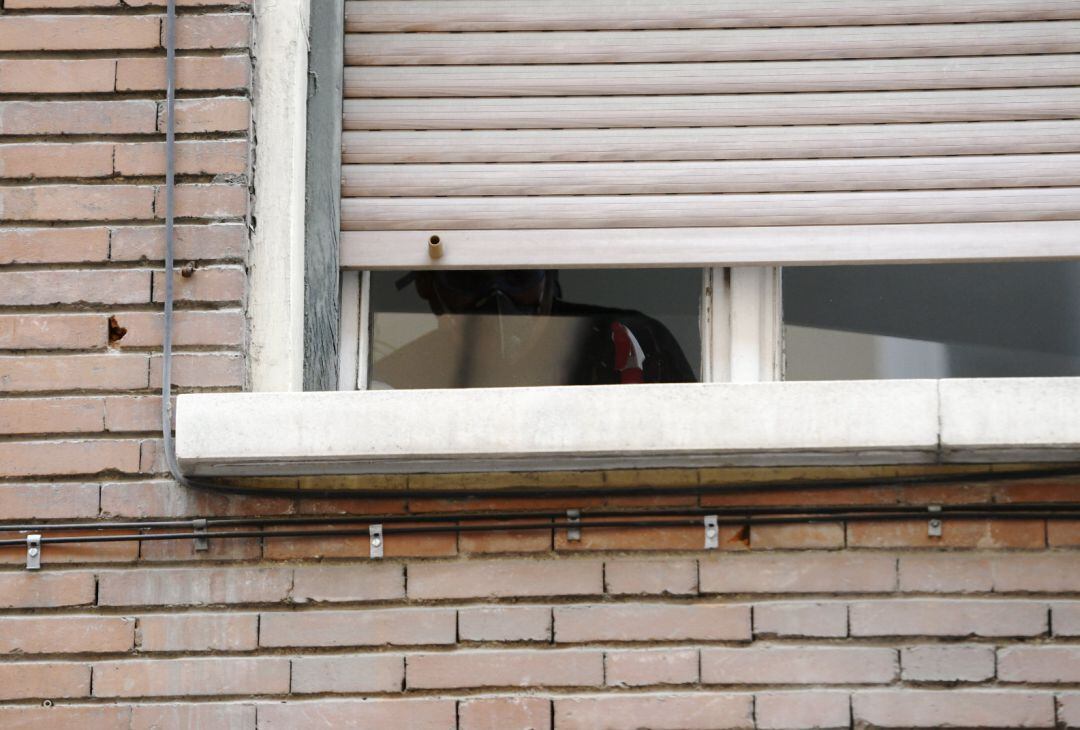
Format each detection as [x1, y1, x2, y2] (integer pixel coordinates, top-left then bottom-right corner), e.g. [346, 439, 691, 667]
[369, 269, 701, 389]
[783, 262, 1080, 380]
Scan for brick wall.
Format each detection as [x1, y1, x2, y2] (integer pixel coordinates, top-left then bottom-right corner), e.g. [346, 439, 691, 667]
[2, 3, 1080, 729]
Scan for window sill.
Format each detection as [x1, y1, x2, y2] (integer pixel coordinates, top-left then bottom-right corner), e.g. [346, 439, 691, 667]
[174, 378, 1080, 476]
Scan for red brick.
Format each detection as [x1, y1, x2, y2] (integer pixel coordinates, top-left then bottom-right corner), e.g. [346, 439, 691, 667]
[0, 482, 99, 519]
[852, 690, 1054, 727]
[111, 310, 245, 348]
[0, 101, 157, 135]
[848, 518, 1046, 549]
[702, 483, 897, 508]
[139, 530, 261, 562]
[0, 354, 148, 392]
[408, 559, 603, 599]
[0, 143, 113, 179]
[0, 616, 132, 654]
[128, 0, 253, 5]
[0, 439, 141, 476]
[114, 140, 248, 177]
[149, 353, 245, 388]
[3, 185, 155, 221]
[998, 646, 1080, 682]
[0, 59, 115, 94]
[555, 694, 753, 730]
[129, 704, 256, 730]
[176, 14, 251, 49]
[0, 571, 96, 608]
[0, 397, 104, 434]
[0, 527, 137, 564]
[0, 707, 132, 730]
[164, 183, 248, 219]
[993, 554, 1080, 592]
[1054, 603, 1080, 636]
[0, 314, 108, 350]
[257, 699, 454, 730]
[117, 55, 251, 92]
[605, 558, 698, 595]
[0, 227, 109, 264]
[555, 604, 750, 642]
[753, 601, 848, 638]
[901, 645, 995, 682]
[0, 663, 91, 700]
[291, 654, 403, 694]
[459, 606, 552, 642]
[262, 522, 457, 560]
[97, 567, 291, 606]
[703, 647, 897, 685]
[137, 613, 258, 652]
[259, 608, 456, 648]
[103, 396, 168, 432]
[0, 16, 160, 51]
[0, 270, 150, 306]
[151, 266, 245, 303]
[850, 599, 1047, 638]
[99, 479, 294, 519]
[1049, 519, 1080, 546]
[459, 520, 552, 554]
[110, 223, 247, 262]
[700, 553, 896, 594]
[291, 563, 406, 603]
[460, 697, 551, 730]
[754, 692, 851, 730]
[606, 648, 699, 686]
[92, 657, 289, 698]
[899, 554, 994, 593]
[751, 522, 845, 550]
[169, 98, 250, 133]
[407, 649, 603, 689]
[555, 519, 706, 552]
[7, 0, 119, 5]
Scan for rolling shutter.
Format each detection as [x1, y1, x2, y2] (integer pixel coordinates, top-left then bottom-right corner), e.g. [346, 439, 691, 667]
[339, 0, 1080, 268]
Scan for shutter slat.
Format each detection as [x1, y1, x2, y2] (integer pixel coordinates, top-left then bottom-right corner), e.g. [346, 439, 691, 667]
[345, 88, 1080, 131]
[347, 0, 1080, 32]
[345, 22, 1080, 66]
[343, 155, 1080, 197]
[342, 121, 1080, 163]
[342, 188, 1080, 231]
[341, 221, 1080, 269]
[346, 56, 1080, 98]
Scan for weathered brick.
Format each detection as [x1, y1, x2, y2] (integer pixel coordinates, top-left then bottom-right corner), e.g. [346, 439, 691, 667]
[994, 554, 1080, 592]
[751, 522, 845, 550]
[260, 608, 455, 648]
[291, 563, 405, 603]
[0, 571, 96, 608]
[257, 699, 454, 730]
[117, 55, 251, 92]
[103, 396, 168, 432]
[152, 266, 245, 303]
[93, 657, 289, 698]
[100, 479, 293, 519]
[291, 654, 404, 694]
[702, 647, 897, 685]
[0, 616, 133, 654]
[110, 224, 247, 262]
[114, 140, 248, 177]
[1049, 520, 1080, 547]
[1054, 603, 1080, 636]
[149, 353, 245, 388]
[0, 59, 115, 94]
[176, 14, 251, 49]
[998, 646, 1080, 682]
[0, 143, 113, 179]
[165, 183, 248, 219]
[0, 707, 132, 730]
[555, 520, 705, 551]
[899, 554, 994, 593]
[1061, 694, 1080, 728]
[0, 227, 109, 264]
[0, 662, 90, 700]
[0, 527, 137, 564]
[0, 270, 150, 306]
[700, 553, 896, 593]
[97, 567, 291, 606]
[2, 185, 156, 222]
[0, 397, 103, 434]
[263, 522, 457, 560]
[169, 98, 250, 134]
[111, 310, 245, 349]
[605, 558, 698, 595]
[901, 645, 995, 682]
[852, 690, 1054, 727]
[139, 530, 262, 563]
[0, 101, 157, 135]
[459, 521, 552, 554]
[555, 603, 750, 642]
[460, 697, 551, 730]
[849, 519, 1046, 549]
[0, 314, 108, 350]
[554, 694, 753, 730]
[754, 601, 848, 638]
[850, 599, 1047, 637]
[137, 613, 258, 652]
[606, 648, 699, 686]
[0, 16, 160, 51]
[129, 704, 256, 730]
[0, 439, 141, 476]
[754, 692, 851, 730]
[408, 559, 603, 599]
[407, 649, 604, 689]
[459, 606, 552, 642]
[0, 482, 99, 519]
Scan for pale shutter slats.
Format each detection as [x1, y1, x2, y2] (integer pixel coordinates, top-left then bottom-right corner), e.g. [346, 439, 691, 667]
[339, 2, 1080, 267]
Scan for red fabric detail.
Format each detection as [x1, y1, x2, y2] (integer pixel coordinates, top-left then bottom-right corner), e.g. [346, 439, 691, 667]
[611, 322, 644, 384]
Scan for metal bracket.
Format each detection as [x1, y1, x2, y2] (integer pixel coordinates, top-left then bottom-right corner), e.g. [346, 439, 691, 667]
[566, 509, 581, 542]
[704, 515, 719, 550]
[369, 524, 384, 559]
[26, 534, 41, 570]
[928, 505, 943, 538]
[192, 518, 209, 552]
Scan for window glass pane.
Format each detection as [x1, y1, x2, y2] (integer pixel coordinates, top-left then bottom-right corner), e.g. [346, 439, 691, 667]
[783, 262, 1080, 380]
[369, 269, 701, 389]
